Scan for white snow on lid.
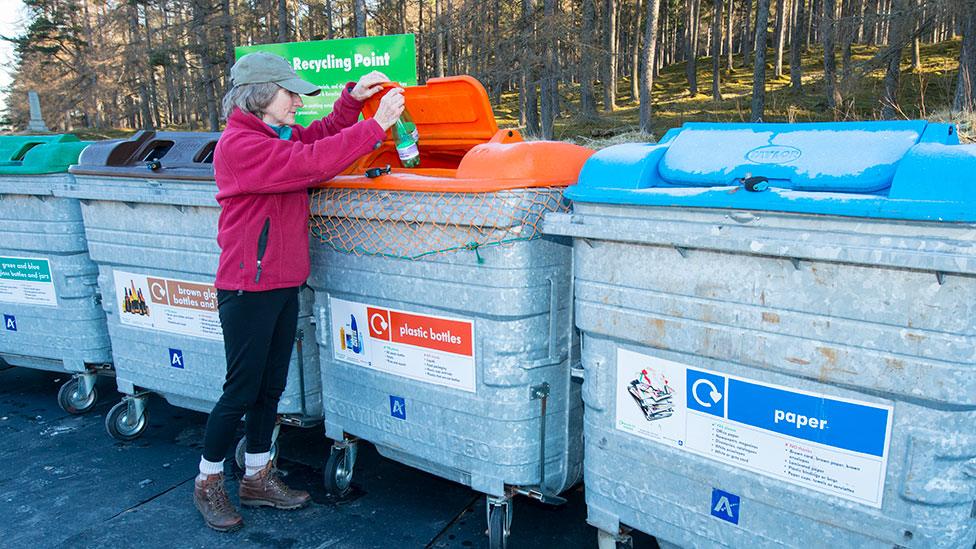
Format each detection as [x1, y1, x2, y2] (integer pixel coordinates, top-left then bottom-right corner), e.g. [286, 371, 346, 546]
[661, 128, 921, 180]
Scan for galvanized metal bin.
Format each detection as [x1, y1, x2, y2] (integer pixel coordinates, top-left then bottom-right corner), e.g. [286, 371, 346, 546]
[544, 121, 976, 549]
[0, 134, 112, 414]
[307, 76, 593, 549]
[60, 131, 321, 449]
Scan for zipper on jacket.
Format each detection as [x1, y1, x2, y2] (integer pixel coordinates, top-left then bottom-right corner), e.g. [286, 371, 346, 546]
[255, 217, 270, 283]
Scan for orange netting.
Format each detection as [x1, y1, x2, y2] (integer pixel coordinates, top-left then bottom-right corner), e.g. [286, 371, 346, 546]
[309, 187, 570, 260]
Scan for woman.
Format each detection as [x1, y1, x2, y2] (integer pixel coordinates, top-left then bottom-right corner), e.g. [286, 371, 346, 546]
[194, 51, 404, 532]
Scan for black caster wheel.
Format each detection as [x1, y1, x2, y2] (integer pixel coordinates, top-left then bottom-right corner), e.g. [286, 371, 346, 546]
[488, 502, 510, 549]
[58, 377, 98, 414]
[105, 400, 148, 441]
[323, 446, 354, 497]
[234, 437, 279, 471]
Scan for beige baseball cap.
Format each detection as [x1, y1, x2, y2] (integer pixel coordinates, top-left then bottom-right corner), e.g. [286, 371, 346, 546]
[231, 51, 321, 96]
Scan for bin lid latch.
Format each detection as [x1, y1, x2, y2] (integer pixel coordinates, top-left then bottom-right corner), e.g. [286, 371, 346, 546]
[738, 174, 769, 192]
[365, 164, 391, 179]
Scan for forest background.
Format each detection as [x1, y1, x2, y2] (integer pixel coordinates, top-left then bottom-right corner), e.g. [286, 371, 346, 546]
[4, 0, 976, 143]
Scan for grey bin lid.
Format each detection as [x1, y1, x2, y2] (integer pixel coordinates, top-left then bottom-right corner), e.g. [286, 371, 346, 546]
[69, 130, 220, 181]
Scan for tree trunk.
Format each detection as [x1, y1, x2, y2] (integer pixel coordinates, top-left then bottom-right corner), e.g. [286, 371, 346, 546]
[773, 0, 786, 76]
[750, 0, 770, 121]
[580, 0, 597, 117]
[354, 0, 366, 36]
[603, 0, 618, 111]
[325, 0, 334, 39]
[631, 0, 643, 101]
[435, 0, 444, 77]
[880, 0, 908, 118]
[712, 0, 723, 99]
[954, 0, 976, 111]
[727, 0, 734, 69]
[540, 0, 557, 138]
[278, 0, 288, 41]
[840, 0, 856, 86]
[823, 0, 841, 112]
[520, 0, 539, 135]
[222, 0, 235, 84]
[127, 1, 154, 129]
[192, 0, 220, 131]
[743, 0, 753, 65]
[790, 0, 806, 89]
[640, 0, 663, 133]
[686, 0, 699, 94]
[910, 0, 920, 70]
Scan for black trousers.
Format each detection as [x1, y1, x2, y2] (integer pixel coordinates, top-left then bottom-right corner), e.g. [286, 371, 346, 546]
[202, 286, 299, 461]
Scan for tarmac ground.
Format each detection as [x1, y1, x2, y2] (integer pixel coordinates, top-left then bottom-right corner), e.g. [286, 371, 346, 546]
[0, 364, 659, 548]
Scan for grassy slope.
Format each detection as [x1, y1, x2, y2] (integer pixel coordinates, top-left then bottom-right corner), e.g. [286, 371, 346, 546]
[494, 39, 972, 145]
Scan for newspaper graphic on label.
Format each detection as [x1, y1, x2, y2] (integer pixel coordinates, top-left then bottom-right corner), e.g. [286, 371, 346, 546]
[615, 348, 893, 508]
[0, 256, 57, 307]
[114, 270, 222, 341]
[330, 297, 475, 392]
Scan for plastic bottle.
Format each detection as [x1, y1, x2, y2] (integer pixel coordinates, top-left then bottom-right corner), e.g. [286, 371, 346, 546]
[393, 110, 420, 168]
[400, 108, 419, 141]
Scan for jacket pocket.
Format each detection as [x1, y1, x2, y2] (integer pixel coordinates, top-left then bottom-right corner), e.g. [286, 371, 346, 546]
[255, 217, 270, 283]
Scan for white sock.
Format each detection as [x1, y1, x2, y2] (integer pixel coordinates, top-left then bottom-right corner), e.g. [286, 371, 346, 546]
[197, 456, 224, 482]
[244, 451, 271, 478]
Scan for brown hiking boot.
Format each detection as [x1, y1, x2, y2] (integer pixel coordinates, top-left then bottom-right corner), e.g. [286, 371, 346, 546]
[193, 473, 243, 532]
[239, 463, 311, 510]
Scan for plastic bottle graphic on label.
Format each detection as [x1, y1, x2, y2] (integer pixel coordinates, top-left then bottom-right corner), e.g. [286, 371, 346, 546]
[349, 314, 363, 354]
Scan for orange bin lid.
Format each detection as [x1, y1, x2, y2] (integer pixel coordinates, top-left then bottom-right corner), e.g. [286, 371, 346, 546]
[361, 75, 499, 142]
[326, 75, 595, 192]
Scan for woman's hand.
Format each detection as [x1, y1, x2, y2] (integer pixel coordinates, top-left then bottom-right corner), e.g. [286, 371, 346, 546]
[350, 71, 390, 101]
[372, 88, 405, 131]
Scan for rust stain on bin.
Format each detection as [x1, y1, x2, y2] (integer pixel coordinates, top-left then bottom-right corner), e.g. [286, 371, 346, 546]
[885, 357, 905, 371]
[762, 312, 780, 324]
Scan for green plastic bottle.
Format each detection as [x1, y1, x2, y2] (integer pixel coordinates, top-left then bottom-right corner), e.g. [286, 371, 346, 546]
[394, 109, 420, 168]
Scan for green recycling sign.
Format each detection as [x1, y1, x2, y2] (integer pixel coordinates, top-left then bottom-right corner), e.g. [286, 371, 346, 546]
[236, 34, 418, 126]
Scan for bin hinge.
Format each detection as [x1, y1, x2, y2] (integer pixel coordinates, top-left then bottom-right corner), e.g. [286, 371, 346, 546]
[93, 292, 102, 306]
[530, 382, 550, 400]
[674, 245, 689, 258]
[570, 367, 585, 380]
[936, 271, 946, 285]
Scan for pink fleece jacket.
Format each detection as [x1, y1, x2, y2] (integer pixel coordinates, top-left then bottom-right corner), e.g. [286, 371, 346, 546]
[213, 85, 386, 291]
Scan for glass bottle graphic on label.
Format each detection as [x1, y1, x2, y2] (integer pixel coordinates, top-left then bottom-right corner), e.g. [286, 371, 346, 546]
[394, 109, 420, 168]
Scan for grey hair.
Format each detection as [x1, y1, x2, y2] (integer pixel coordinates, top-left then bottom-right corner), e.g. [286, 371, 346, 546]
[221, 82, 281, 119]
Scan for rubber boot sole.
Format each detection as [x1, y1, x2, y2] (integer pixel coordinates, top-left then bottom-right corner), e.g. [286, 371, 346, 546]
[193, 499, 244, 532]
[239, 498, 310, 510]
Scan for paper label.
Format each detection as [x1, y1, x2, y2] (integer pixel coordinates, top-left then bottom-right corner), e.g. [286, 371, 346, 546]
[615, 348, 893, 508]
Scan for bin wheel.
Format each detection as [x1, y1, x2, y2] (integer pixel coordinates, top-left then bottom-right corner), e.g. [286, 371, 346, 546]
[324, 447, 354, 497]
[234, 437, 279, 471]
[58, 378, 98, 414]
[105, 400, 149, 441]
[488, 503, 509, 549]
[597, 529, 635, 549]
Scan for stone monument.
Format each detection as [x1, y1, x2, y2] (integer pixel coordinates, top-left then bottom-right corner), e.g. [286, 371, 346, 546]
[26, 91, 50, 132]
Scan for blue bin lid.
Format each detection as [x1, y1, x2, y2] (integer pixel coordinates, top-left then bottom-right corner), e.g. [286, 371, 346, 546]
[567, 121, 976, 221]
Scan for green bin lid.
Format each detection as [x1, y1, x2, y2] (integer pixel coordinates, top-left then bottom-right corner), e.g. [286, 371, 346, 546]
[0, 134, 90, 175]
